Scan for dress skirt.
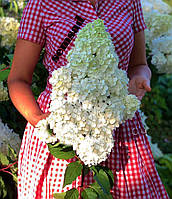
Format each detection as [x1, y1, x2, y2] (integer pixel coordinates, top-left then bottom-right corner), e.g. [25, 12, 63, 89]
[17, 89, 170, 199]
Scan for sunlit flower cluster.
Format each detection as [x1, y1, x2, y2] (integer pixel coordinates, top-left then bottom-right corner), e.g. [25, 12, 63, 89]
[0, 118, 21, 157]
[151, 35, 172, 73]
[143, 2, 172, 74]
[16, 0, 25, 9]
[0, 82, 9, 101]
[144, 13, 172, 42]
[36, 19, 140, 166]
[142, 0, 172, 14]
[0, 17, 20, 47]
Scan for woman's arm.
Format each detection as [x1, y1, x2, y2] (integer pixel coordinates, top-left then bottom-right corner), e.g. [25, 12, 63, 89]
[8, 39, 49, 127]
[128, 31, 152, 100]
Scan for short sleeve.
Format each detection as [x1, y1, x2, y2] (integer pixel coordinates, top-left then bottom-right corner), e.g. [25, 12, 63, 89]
[132, 0, 147, 33]
[17, 0, 45, 46]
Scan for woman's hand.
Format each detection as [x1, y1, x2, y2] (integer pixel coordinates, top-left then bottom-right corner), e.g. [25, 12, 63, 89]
[31, 112, 50, 127]
[128, 74, 151, 100]
[127, 31, 151, 100]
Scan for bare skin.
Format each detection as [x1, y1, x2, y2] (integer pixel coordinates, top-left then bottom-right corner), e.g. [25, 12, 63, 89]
[7, 40, 50, 127]
[8, 30, 151, 127]
[128, 31, 151, 100]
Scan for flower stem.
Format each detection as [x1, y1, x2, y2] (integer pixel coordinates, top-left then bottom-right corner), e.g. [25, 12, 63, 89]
[79, 164, 85, 199]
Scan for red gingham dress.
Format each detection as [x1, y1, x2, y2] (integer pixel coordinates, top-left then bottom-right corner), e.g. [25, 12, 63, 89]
[17, 0, 169, 198]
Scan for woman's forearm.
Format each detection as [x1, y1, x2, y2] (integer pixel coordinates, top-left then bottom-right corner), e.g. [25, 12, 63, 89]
[8, 79, 43, 127]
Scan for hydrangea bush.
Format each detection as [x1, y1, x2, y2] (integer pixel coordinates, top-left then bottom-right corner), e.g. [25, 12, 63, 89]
[142, 0, 172, 14]
[143, 0, 172, 74]
[0, 118, 21, 157]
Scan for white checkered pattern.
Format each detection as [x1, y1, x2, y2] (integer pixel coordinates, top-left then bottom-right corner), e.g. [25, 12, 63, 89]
[17, 0, 169, 198]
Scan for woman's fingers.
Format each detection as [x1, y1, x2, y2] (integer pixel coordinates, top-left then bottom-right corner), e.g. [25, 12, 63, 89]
[128, 78, 151, 100]
[142, 80, 151, 92]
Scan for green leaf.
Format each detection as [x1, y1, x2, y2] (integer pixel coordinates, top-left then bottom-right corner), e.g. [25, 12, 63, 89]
[13, 0, 18, 14]
[90, 182, 112, 199]
[8, 144, 17, 160]
[92, 168, 111, 194]
[0, 68, 10, 81]
[7, 54, 14, 66]
[0, 152, 9, 165]
[63, 161, 83, 187]
[81, 188, 97, 199]
[159, 155, 172, 173]
[48, 143, 75, 160]
[0, 176, 7, 199]
[53, 192, 66, 199]
[64, 188, 79, 199]
[9, 1, 13, 12]
[92, 166, 114, 189]
[102, 167, 114, 189]
[0, 7, 5, 17]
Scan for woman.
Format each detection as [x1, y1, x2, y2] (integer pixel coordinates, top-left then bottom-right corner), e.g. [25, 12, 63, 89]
[8, 0, 169, 198]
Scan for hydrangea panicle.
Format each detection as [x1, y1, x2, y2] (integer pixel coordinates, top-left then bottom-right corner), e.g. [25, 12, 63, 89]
[36, 19, 140, 166]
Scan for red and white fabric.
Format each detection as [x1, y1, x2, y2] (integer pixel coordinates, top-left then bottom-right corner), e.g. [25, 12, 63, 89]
[17, 0, 169, 198]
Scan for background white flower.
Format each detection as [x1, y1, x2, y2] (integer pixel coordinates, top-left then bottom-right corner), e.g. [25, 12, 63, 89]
[142, 0, 172, 14]
[0, 82, 9, 101]
[0, 118, 21, 157]
[143, 1, 172, 74]
[0, 17, 20, 47]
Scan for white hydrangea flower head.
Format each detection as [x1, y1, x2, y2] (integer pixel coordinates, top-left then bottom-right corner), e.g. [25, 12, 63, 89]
[150, 34, 172, 74]
[0, 82, 9, 101]
[143, 7, 172, 74]
[0, 17, 20, 47]
[145, 13, 172, 42]
[0, 119, 21, 157]
[142, 0, 172, 14]
[17, 0, 25, 9]
[36, 19, 140, 166]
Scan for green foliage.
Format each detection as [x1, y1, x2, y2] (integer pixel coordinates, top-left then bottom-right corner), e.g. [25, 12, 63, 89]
[0, 171, 17, 199]
[155, 154, 172, 198]
[64, 188, 79, 199]
[0, 0, 25, 19]
[163, 0, 172, 7]
[0, 153, 9, 166]
[48, 143, 76, 160]
[81, 188, 98, 199]
[0, 45, 12, 66]
[0, 146, 18, 199]
[63, 161, 83, 187]
[91, 165, 114, 189]
[93, 169, 111, 194]
[141, 65, 172, 154]
[0, 176, 7, 199]
[0, 67, 10, 81]
[90, 166, 114, 197]
[53, 192, 66, 199]
[90, 182, 113, 199]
